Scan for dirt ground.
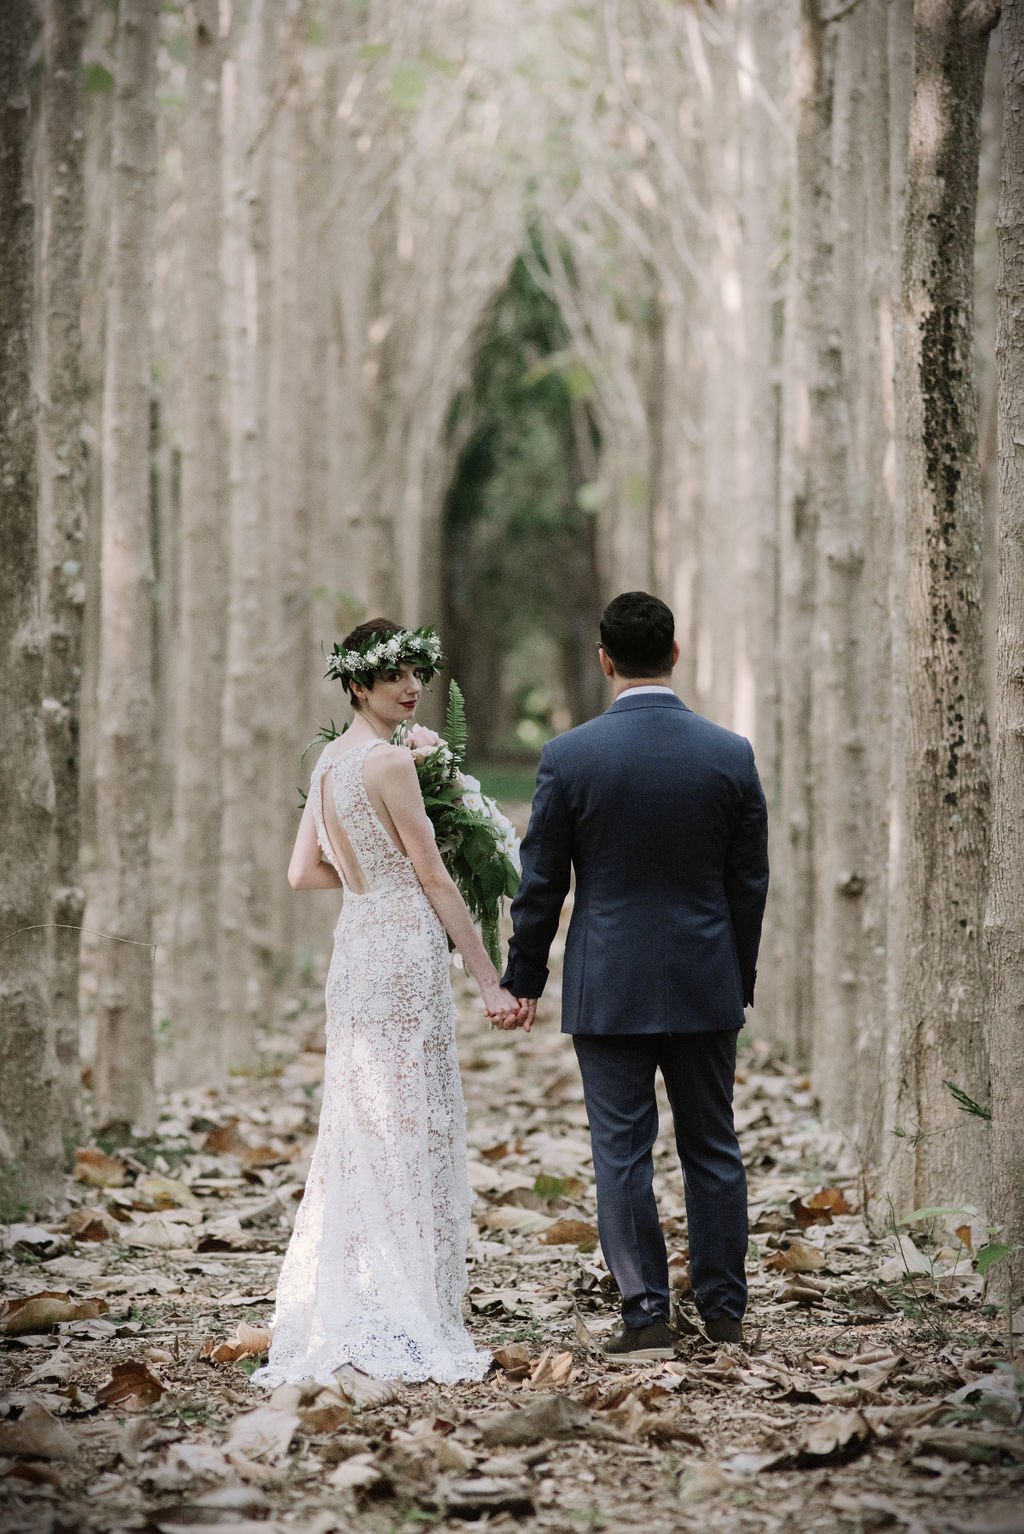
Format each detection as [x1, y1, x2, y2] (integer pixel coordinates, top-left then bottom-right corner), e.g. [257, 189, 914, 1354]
[2, 901, 1022, 1534]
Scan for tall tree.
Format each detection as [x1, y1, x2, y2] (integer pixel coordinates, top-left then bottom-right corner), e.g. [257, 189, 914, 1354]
[218, 0, 271, 1067]
[39, 0, 88, 1144]
[92, 0, 160, 1131]
[165, 0, 228, 1086]
[775, 0, 827, 1069]
[888, 0, 996, 1209]
[0, 0, 63, 1213]
[987, 0, 1024, 1301]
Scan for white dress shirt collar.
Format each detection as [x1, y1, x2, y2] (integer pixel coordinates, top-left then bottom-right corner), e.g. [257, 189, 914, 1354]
[617, 684, 675, 697]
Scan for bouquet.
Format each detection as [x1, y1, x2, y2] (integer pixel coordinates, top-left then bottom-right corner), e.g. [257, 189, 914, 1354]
[395, 682, 520, 971]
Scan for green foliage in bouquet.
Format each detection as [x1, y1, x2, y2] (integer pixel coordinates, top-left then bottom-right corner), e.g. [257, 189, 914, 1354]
[410, 682, 519, 971]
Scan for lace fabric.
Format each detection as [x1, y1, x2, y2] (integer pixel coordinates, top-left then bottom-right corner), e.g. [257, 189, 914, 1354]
[254, 740, 490, 1386]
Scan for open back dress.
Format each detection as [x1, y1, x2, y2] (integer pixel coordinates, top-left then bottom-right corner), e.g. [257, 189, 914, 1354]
[256, 739, 490, 1385]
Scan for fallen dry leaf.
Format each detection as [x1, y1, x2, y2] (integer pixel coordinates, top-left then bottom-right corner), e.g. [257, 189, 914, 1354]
[135, 1173, 202, 1210]
[806, 1186, 854, 1215]
[297, 1403, 355, 1434]
[678, 1462, 732, 1503]
[668, 1251, 691, 1291]
[196, 1217, 262, 1252]
[96, 1359, 167, 1410]
[479, 1205, 553, 1235]
[125, 1215, 199, 1250]
[0, 1224, 65, 1258]
[65, 1207, 116, 1241]
[0, 1402, 78, 1459]
[764, 1237, 826, 1273]
[328, 1452, 381, 1489]
[238, 1143, 292, 1169]
[201, 1119, 242, 1154]
[224, 1406, 299, 1464]
[201, 1319, 273, 1363]
[73, 1147, 127, 1187]
[799, 1409, 873, 1460]
[538, 1217, 599, 1247]
[2, 1460, 66, 1489]
[0, 1292, 108, 1336]
[445, 1475, 535, 1518]
[476, 1393, 625, 1447]
[528, 1348, 574, 1389]
[906, 1424, 1024, 1464]
[789, 1194, 833, 1229]
[492, 1342, 532, 1379]
[333, 1364, 400, 1410]
[479, 1140, 521, 1162]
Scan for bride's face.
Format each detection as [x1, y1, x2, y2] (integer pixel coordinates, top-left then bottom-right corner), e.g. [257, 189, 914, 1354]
[357, 662, 423, 728]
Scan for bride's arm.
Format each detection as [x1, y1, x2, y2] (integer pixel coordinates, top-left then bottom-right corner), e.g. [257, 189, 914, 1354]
[375, 749, 522, 1018]
[288, 795, 343, 890]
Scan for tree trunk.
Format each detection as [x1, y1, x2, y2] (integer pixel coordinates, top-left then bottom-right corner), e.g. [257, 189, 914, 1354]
[39, 0, 87, 1147]
[775, 1, 825, 1068]
[92, 0, 160, 1132]
[219, 0, 270, 1068]
[165, 0, 228, 1087]
[0, 0, 63, 1214]
[986, 0, 1024, 1303]
[889, 0, 995, 1211]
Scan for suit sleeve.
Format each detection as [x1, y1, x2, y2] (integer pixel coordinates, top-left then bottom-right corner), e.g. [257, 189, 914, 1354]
[500, 744, 572, 999]
[724, 740, 770, 1007]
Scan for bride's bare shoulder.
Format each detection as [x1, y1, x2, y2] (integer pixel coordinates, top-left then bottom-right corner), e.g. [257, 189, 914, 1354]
[364, 742, 417, 789]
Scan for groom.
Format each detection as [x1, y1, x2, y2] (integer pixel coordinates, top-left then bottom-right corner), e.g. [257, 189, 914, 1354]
[502, 591, 769, 1356]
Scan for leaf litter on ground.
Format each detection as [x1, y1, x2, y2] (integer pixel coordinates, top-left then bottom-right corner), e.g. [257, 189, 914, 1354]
[2, 890, 1022, 1531]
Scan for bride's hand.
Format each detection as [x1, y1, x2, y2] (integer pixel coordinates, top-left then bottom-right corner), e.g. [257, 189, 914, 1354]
[483, 984, 523, 1029]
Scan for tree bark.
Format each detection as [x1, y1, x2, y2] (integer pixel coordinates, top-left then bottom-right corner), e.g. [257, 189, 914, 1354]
[0, 0, 63, 1214]
[775, 1, 825, 1068]
[165, 0, 229, 1087]
[219, 0, 272, 1068]
[39, 0, 87, 1147]
[986, 0, 1024, 1302]
[92, 0, 160, 1132]
[889, 0, 994, 1210]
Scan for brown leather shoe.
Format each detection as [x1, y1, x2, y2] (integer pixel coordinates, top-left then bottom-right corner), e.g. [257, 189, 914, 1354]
[702, 1315, 743, 1344]
[603, 1317, 676, 1360]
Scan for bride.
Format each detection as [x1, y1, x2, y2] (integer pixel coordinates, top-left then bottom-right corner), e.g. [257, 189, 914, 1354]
[256, 619, 524, 1387]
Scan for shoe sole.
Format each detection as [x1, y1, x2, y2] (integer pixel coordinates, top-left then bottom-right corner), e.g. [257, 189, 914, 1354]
[602, 1345, 676, 1361]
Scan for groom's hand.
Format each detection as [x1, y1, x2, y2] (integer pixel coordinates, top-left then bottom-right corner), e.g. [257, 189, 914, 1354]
[517, 998, 537, 1033]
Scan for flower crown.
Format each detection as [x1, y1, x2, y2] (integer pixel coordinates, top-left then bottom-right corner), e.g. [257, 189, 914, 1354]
[324, 625, 446, 691]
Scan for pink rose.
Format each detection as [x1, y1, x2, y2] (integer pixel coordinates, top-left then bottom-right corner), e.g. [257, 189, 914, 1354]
[407, 725, 442, 750]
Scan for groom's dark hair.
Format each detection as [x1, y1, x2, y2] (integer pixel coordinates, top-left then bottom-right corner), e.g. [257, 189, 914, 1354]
[599, 591, 675, 677]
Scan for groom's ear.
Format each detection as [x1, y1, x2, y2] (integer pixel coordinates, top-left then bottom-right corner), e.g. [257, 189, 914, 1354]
[672, 640, 680, 668]
[597, 645, 615, 680]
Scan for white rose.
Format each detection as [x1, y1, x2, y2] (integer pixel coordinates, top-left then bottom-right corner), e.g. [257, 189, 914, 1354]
[463, 791, 485, 813]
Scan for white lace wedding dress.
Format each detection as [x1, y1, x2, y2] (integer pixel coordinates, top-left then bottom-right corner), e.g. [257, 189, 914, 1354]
[255, 739, 490, 1386]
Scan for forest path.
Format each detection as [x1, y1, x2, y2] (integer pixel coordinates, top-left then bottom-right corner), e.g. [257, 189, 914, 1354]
[1, 907, 1021, 1533]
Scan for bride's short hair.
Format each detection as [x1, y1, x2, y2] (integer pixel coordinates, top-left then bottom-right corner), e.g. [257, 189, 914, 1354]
[340, 617, 404, 709]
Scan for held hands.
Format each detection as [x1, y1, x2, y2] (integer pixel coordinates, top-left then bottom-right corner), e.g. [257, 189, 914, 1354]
[483, 986, 534, 1031]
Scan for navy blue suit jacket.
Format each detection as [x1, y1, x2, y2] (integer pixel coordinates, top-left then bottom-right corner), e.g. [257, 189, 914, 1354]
[501, 691, 769, 1034]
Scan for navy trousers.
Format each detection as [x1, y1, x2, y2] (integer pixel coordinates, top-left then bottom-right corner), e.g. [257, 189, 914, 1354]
[572, 1030, 747, 1328]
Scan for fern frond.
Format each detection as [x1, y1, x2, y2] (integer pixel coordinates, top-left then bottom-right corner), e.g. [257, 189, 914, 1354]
[444, 680, 468, 767]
